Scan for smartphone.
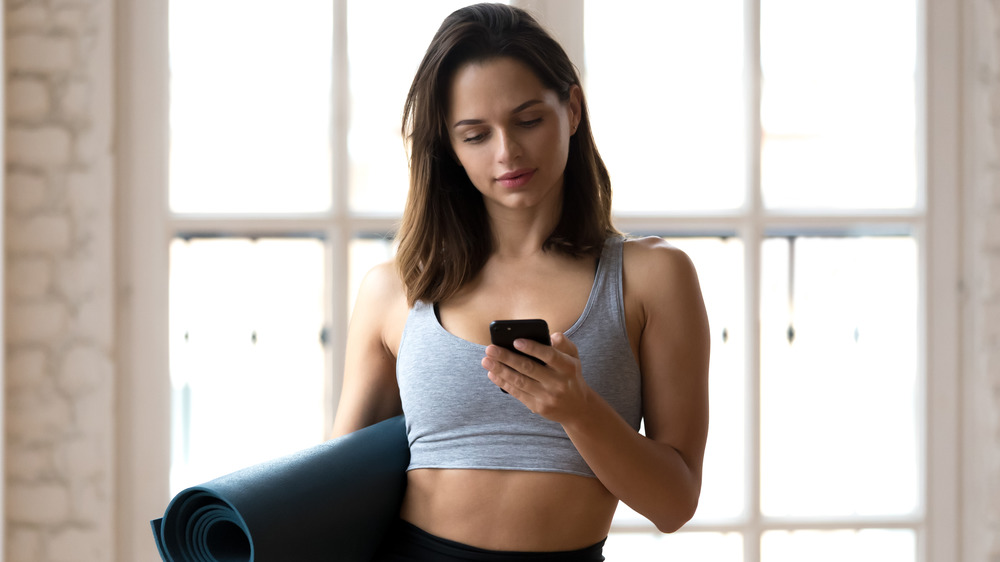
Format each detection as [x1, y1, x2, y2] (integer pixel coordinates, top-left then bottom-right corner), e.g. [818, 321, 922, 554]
[489, 319, 551, 365]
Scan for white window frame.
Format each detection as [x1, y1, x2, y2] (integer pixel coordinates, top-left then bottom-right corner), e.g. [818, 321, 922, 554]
[115, 1, 962, 560]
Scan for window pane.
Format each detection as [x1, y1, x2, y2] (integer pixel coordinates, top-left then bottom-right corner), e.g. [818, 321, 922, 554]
[762, 529, 915, 562]
[669, 237, 746, 522]
[606, 531, 742, 562]
[169, 238, 326, 493]
[760, 237, 919, 517]
[169, 1, 333, 214]
[611, 237, 745, 527]
[585, 0, 746, 213]
[347, 1, 507, 214]
[760, 0, 917, 210]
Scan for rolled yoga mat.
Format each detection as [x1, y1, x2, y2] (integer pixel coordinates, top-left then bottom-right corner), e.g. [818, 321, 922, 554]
[151, 415, 408, 562]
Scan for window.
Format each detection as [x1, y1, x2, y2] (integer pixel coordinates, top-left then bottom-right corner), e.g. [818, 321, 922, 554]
[152, 1, 955, 560]
[583, 1, 926, 559]
[165, 0, 491, 490]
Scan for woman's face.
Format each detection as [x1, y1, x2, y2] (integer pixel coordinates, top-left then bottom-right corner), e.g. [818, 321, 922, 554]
[447, 57, 581, 215]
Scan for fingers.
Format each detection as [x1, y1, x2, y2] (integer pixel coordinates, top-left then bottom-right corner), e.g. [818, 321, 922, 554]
[481, 332, 576, 391]
[482, 333, 588, 422]
[482, 346, 540, 382]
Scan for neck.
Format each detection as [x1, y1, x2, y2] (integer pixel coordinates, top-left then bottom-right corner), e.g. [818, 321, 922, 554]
[486, 202, 562, 259]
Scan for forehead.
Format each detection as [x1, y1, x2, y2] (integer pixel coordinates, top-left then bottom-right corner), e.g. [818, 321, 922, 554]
[448, 57, 557, 119]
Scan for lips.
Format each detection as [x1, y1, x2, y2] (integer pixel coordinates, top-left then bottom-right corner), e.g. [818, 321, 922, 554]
[496, 169, 536, 189]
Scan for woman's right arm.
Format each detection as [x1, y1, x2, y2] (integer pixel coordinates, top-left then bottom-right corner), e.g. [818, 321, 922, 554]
[330, 261, 408, 438]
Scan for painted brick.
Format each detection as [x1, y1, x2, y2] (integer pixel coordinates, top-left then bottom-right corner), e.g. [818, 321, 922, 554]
[7, 33, 76, 74]
[7, 301, 70, 345]
[70, 295, 114, 348]
[49, 528, 105, 562]
[6, 214, 72, 255]
[6, 444, 57, 482]
[72, 382, 113, 435]
[6, 527, 43, 562]
[74, 127, 110, 166]
[8, 256, 52, 299]
[5, 0, 115, 561]
[69, 480, 111, 526]
[7, 483, 72, 525]
[985, 209, 1000, 248]
[7, 77, 50, 120]
[60, 78, 89, 119]
[58, 345, 110, 395]
[5, 172, 48, 214]
[59, 436, 104, 482]
[52, 7, 88, 35]
[984, 301, 1000, 348]
[6, 125, 72, 167]
[54, 255, 97, 300]
[5, 349, 48, 392]
[67, 160, 113, 220]
[988, 255, 1000, 302]
[7, 388, 73, 445]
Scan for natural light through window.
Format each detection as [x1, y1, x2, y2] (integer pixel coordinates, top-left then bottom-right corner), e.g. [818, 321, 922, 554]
[169, 1, 333, 214]
[584, 0, 746, 213]
[346, 1, 505, 214]
[760, 236, 919, 518]
[760, 0, 917, 209]
[168, 238, 326, 492]
[166, 1, 926, 559]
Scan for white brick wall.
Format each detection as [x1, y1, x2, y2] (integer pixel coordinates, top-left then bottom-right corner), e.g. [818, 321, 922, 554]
[4, 1, 114, 561]
[967, 1, 1000, 561]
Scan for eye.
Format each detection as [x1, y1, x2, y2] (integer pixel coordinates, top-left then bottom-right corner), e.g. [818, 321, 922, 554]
[519, 118, 542, 128]
[462, 132, 487, 144]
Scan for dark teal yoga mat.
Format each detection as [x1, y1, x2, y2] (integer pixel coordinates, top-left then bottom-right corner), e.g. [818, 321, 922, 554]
[151, 415, 408, 562]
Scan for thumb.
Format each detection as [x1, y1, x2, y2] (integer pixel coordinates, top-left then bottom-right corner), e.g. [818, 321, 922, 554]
[549, 332, 579, 358]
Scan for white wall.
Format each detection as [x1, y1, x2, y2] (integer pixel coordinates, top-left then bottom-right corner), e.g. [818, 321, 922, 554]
[1, 0, 997, 561]
[963, 1, 1000, 560]
[4, 1, 115, 560]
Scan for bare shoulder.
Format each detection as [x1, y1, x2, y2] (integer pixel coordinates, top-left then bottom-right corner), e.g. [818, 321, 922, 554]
[359, 259, 406, 303]
[353, 259, 409, 351]
[331, 259, 408, 436]
[622, 236, 702, 305]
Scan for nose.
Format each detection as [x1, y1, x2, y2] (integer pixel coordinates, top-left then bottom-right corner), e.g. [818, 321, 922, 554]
[496, 129, 522, 163]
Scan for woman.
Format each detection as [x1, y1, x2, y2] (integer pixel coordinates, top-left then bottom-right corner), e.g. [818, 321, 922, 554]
[331, 4, 710, 560]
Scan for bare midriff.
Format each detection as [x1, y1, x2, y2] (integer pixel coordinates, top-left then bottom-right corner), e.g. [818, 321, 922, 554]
[398, 468, 618, 552]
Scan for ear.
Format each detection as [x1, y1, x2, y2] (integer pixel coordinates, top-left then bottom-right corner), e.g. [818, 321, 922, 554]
[567, 84, 583, 135]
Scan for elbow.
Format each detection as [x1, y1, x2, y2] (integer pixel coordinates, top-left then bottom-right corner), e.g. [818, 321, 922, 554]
[652, 497, 699, 534]
[654, 516, 691, 534]
[655, 520, 689, 534]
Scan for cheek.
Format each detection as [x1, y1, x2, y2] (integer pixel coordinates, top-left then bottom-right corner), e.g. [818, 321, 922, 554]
[454, 147, 488, 178]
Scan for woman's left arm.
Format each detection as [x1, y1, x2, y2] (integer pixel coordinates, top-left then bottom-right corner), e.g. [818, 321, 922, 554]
[571, 238, 709, 531]
[484, 237, 710, 532]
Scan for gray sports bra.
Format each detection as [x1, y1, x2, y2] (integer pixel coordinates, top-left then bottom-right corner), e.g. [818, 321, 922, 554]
[395, 236, 642, 478]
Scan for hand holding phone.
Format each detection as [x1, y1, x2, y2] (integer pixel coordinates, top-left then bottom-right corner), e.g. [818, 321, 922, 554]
[489, 319, 551, 365]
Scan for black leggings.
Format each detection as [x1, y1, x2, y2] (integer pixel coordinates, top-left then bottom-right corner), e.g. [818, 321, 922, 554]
[372, 519, 606, 562]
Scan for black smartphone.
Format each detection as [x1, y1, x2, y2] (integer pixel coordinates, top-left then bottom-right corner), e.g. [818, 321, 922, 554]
[489, 319, 551, 365]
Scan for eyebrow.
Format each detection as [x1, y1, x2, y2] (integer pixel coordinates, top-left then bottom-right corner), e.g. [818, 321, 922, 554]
[452, 99, 544, 128]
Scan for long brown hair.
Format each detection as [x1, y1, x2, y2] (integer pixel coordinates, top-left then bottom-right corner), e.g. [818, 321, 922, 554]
[396, 3, 618, 306]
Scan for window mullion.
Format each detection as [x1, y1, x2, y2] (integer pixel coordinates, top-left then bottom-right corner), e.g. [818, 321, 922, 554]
[328, 0, 351, 430]
[746, 0, 764, 559]
[331, 0, 349, 218]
